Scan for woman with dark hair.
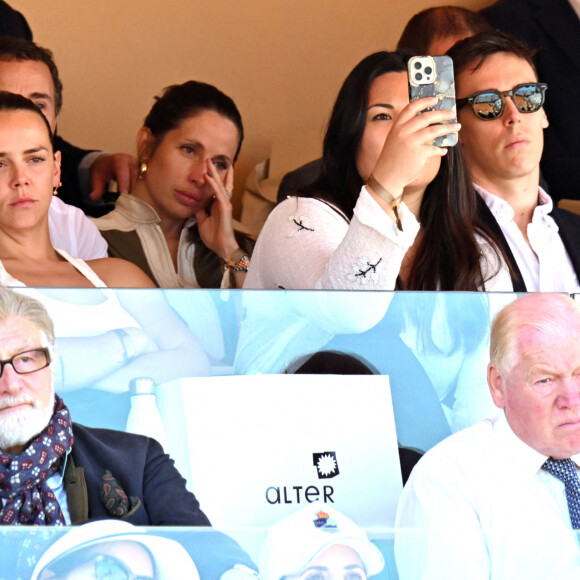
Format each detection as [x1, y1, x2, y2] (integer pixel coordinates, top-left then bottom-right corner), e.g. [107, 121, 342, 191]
[245, 51, 509, 290]
[0, 91, 153, 287]
[95, 80, 252, 288]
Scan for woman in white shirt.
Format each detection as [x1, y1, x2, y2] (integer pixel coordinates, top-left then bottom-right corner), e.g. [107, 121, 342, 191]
[245, 51, 509, 291]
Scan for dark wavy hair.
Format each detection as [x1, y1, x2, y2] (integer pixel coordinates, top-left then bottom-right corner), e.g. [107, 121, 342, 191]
[300, 51, 407, 218]
[300, 50, 504, 290]
[143, 80, 244, 161]
[447, 30, 538, 85]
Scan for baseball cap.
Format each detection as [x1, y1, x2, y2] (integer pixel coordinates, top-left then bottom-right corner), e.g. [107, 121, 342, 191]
[259, 502, 384, 580]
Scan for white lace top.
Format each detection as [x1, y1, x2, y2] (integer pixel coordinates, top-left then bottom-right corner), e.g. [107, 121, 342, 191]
[244, 186, 511, 290]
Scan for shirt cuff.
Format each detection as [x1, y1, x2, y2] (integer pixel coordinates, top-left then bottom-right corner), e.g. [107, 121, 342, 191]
[355, 185, 420, 245]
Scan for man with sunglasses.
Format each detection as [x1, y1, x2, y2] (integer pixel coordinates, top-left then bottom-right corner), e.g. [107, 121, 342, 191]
[448, 31, 580, 293]
[0, 287, 210, 528]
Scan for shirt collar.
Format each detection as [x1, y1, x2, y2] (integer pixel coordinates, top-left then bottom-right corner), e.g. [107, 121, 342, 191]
[474, 183, 555, 226]
[494, 413, 580, 477]
[116, 193, 198, 228]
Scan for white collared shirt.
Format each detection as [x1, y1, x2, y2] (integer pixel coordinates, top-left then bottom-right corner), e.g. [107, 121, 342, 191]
[475, 184, 580, 292]
[395, 414, 580, 579]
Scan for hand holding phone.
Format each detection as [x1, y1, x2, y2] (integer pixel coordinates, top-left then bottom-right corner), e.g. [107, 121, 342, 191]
[408, 55, 458, 147]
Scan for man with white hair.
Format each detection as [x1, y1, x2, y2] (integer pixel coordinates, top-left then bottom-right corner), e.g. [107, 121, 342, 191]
[0, 287, 209, 526]
[395, 293, 580, 578]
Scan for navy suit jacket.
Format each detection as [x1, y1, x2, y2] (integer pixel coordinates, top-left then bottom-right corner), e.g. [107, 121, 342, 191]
[65, 423, 210, 526]
[477, 194, 580, 291]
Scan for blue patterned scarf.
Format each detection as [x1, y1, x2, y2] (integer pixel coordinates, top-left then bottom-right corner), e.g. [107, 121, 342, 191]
[0, 395, 74, 525]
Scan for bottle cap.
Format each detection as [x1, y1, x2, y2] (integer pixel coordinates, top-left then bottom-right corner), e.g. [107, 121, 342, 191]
[129, 377, 155, 396]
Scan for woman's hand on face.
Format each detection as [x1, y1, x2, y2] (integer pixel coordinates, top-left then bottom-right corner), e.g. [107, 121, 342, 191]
[195, 160, 239, 261]
[370, 97, 461, 196]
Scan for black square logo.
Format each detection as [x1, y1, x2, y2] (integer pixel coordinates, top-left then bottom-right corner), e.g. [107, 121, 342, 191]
[313, 451, 339, 479]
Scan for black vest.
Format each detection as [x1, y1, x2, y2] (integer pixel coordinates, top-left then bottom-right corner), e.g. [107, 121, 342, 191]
[477, 195, 580, 292]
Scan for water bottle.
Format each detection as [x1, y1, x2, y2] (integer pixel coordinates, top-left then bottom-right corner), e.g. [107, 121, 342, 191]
[126, 377, 169, 451]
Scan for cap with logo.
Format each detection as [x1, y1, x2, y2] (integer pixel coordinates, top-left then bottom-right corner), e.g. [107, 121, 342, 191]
[259, 502, 384, 580]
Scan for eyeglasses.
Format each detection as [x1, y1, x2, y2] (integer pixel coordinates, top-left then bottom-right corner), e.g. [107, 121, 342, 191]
[0, 348, 51, 377]
[456, 82, 547, 120]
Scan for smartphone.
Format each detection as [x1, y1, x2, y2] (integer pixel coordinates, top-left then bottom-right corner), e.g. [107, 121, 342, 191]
[408, 55, 458, 147]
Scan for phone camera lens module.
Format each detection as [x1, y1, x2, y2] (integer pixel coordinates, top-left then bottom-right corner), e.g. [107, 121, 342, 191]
[415, 72, 423, 81]
[414, 62, 422, 70]
[425, 66, 433, 75]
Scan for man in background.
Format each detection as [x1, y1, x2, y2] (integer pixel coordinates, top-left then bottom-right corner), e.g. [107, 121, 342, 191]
[0, 36, 136, 218]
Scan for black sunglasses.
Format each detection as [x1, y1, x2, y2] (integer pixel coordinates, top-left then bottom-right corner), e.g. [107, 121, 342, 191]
[456, 82, 547, 120]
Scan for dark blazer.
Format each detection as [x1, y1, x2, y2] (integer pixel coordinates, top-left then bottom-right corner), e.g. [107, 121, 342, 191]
[477, 194, 580, 291]
[64, 423, 210, 526]
[481, 0, 580, 202]
[53, 135, 101, 216]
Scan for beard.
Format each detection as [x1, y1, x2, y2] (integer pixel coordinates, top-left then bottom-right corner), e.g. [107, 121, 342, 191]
[0, 382, 55, 454]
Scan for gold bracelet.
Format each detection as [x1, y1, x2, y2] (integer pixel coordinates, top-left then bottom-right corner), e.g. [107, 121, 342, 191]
[366, 174, 403, 231]
[222, 248, 250, 273]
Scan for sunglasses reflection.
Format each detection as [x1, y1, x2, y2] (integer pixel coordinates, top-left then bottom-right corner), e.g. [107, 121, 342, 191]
[38, 541, 156, 580]
[458, 82, 547, 120]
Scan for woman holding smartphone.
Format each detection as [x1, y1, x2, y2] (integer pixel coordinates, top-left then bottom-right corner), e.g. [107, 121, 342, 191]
[94, 81, 252, 288]
[244, 51, 509, 290]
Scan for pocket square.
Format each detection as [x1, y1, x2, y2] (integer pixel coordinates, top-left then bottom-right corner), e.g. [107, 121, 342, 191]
[99, 469, 141, 518]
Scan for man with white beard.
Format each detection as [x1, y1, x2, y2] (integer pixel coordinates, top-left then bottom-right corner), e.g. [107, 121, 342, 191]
[0, 287, 209, 526]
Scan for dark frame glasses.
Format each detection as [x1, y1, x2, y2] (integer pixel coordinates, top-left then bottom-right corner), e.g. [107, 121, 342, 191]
[0, 347, 51, 377]
[456, 82, 547, 120]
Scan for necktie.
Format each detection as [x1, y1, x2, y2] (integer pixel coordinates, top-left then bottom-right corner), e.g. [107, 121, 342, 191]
[543, 457, 580, 529]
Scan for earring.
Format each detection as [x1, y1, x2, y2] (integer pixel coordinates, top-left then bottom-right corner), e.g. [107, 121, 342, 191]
[53, 182, 62, 196]
[138, 161, 148, 179]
